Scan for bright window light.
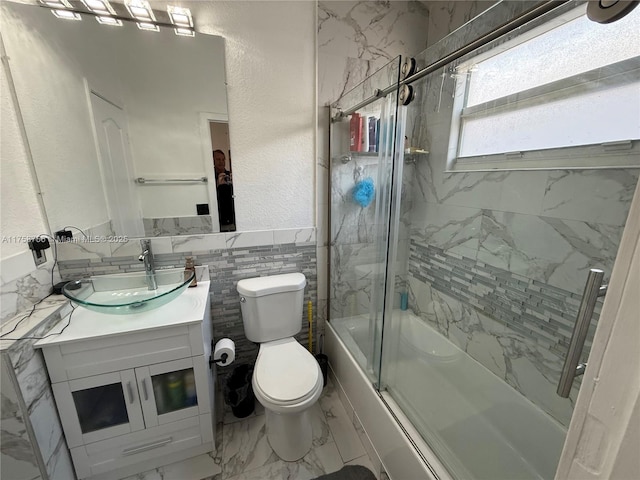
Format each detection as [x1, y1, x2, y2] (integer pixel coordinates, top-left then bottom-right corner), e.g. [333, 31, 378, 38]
[447, 4, 640, 170]
[96, 16, 122, 26]
[52, 9, 81, 20]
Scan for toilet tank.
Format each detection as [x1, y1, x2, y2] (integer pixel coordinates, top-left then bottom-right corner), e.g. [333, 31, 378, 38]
[237, 273, 306, 343]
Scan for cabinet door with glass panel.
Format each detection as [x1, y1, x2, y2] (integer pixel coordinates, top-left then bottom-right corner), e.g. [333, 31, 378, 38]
[52, 370, 146, 448]
[135, 356, 210, 428]
[53, 357, 210, 447]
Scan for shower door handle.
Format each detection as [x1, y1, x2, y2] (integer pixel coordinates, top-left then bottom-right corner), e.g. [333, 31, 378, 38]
[557, 269, 607, 398]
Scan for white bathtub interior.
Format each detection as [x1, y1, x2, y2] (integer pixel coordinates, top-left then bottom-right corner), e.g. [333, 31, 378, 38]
[331, 311, 567, 480]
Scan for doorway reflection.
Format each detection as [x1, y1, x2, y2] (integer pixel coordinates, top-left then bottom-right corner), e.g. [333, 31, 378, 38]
[210, 121, 236, 232]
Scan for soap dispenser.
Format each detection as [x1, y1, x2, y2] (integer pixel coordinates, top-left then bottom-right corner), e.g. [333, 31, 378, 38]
[184, 256, 198, 287]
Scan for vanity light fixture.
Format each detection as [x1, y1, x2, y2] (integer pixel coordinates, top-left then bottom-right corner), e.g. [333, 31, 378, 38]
[125, 0, 156, 22]
[81, 0, 116, 16]
[96, 16, 123, 26]
[51, 9, 82, 20]
[167, 5, 193, 28]
[167, 6, 194, 36]
[136, 21, 159, 32]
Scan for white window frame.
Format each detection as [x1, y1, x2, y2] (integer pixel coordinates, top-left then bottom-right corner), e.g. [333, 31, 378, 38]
[446, 7, 640, 173]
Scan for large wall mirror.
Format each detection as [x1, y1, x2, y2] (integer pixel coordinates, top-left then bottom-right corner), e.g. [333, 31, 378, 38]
[2, 1, 236, 237]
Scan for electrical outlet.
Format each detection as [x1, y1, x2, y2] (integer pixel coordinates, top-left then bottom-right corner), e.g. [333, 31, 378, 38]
[31, 249, 46, 266]
[28, 237, 50, 266]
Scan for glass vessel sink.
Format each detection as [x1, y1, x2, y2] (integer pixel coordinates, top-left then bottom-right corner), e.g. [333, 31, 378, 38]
[63, 268, 195, 315]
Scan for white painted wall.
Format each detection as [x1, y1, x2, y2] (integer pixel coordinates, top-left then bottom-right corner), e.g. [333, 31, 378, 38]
[0, 45, 48, 260]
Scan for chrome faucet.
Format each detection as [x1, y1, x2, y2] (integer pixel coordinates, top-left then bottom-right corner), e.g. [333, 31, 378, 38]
[138, 239, 157, 290]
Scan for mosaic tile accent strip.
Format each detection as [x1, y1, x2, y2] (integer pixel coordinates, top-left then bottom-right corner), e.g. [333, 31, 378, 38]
[408, 239, 598, 357]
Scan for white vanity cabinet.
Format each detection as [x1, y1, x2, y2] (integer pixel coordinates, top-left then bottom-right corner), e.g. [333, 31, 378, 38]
[36, 282, 215, 480]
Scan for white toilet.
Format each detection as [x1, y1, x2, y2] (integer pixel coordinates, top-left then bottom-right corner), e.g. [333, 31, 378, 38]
[236, 273, 323, 461]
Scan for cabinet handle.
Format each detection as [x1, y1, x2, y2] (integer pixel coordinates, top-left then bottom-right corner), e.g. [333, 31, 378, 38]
[126, 382, 134, 404]
[141, 379, 149, 401]
[122, 437, 172, 456]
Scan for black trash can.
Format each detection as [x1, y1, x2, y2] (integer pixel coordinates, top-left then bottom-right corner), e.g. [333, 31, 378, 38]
[315, 354, 328, 387]
[224, 364, 255, 418]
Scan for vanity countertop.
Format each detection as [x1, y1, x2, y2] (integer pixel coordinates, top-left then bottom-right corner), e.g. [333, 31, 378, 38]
[34, 280, 210, 348]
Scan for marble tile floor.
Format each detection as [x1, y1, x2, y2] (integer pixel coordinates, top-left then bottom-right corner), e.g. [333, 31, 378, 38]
[121, 377, 377, 480]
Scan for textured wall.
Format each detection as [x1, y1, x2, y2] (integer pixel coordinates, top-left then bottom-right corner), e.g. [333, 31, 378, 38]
[0, 41, 57, 325]
[0, 32, 49, 259]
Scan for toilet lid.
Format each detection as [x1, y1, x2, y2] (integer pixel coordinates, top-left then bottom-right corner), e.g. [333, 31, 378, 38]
[255, 339, 320, 404]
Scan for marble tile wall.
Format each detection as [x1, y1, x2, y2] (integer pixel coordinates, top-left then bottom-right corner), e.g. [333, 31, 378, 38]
[55, 229, 317, 374]
[1, 299, 76, 480]
[143, 216, 214, 237]
[319, 1, 430, 337]
[318, 1, 430, 109]
[1, 261, 58, 326]
[1, 355, 42, 480]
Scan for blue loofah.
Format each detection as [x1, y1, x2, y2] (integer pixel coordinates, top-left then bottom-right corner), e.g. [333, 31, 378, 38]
[352, 178, 375, 208]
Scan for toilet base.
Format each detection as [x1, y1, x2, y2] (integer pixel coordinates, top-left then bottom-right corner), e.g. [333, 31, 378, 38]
[265, 408, 312, 461]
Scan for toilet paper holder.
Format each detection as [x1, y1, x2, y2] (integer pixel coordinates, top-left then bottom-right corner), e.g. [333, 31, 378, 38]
[209, 352, 228, 369]
[209, 339, 232, 369]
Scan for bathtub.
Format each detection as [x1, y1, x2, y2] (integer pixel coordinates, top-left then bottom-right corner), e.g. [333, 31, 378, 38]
[328, 311, 567, 480]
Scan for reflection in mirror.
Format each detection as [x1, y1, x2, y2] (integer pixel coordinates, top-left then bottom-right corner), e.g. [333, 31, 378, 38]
[1, 1, 232, 237]
[210, 122, 236, 232]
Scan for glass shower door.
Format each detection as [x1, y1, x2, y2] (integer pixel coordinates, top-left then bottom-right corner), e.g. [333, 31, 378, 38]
[379, 2, 640, 479]
[328, 57, 402, 382]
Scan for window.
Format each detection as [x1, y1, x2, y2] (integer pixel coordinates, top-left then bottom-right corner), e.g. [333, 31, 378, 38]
[447, 5, 640, 171]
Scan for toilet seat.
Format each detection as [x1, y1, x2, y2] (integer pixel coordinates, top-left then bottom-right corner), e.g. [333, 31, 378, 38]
[253, 338, 322, 410]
